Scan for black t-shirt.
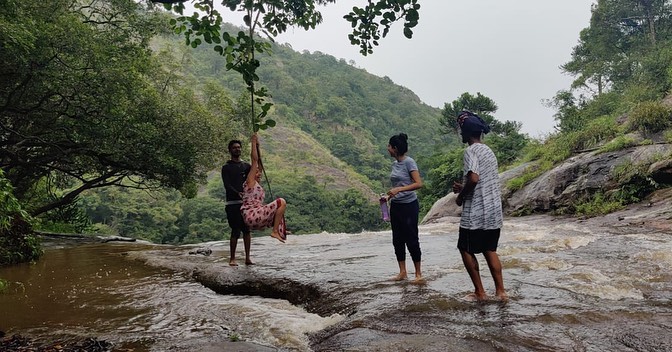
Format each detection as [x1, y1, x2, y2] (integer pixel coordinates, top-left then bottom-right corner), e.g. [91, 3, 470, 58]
[221, 160, 251, 203]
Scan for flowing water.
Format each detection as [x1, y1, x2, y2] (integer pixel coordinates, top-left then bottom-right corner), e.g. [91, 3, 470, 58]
[1, 216, 671, 351]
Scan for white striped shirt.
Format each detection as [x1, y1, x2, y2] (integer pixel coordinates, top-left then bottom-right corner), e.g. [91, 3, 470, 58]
[460, 143, 503, 230]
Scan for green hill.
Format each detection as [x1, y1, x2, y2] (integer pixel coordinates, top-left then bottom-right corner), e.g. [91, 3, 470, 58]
[182, 24, 450, 183]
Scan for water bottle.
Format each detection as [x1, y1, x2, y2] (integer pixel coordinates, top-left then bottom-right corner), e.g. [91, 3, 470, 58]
[379, 194, 390, 222]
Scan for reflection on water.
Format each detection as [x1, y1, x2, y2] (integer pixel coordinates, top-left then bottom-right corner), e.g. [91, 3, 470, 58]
[2, 216, 672, 351]
[0, 243, 339, 351]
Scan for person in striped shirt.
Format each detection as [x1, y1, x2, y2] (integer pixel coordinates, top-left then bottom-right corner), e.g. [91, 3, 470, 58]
[452, 111, 507, 301]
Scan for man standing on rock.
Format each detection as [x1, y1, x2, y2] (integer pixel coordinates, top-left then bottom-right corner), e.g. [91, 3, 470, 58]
[222, 139, 253, 266]
[452, 111, 507, 301]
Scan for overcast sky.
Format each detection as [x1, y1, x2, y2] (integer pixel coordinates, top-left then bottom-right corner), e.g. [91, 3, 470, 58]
[213, 1, 595, 137]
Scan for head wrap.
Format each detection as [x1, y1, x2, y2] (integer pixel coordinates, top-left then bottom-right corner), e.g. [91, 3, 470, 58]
[457, 110, 490, 136]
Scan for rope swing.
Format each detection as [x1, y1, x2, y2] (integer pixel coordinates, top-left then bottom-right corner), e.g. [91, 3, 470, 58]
[247, 34, 274, 200]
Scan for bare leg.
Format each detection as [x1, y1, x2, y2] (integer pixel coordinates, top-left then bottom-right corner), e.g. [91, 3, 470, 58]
[391, 260, 408, 281]
[229, 237, 239, 266]
[243, 233, 254, 265]
[484, 250, 507, 300]
[460, 250, 486, 300]
[412, 260, 425, 284]
[270, 198, 286, 243]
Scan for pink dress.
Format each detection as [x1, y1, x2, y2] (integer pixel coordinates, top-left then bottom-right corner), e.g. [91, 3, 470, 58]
[241, 181, 287, 239]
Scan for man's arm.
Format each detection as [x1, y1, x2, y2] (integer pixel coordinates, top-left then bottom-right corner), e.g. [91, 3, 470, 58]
[456, 171, 479, 206]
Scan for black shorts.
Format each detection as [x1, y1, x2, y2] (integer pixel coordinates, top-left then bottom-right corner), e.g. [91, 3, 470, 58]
[225, 204, 249, 239]
[457, 227, 501, 254]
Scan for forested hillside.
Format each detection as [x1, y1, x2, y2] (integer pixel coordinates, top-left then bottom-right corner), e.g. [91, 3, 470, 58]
[183, 24, 449, 182]
[72, 20, 448, 242]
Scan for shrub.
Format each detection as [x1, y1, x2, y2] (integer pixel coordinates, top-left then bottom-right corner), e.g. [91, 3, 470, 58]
[542, 132, 579, 164]
[622, 83, 665, 105]
[626, 101, 672, 133]
[581, 92, 623, 122]
[578, 115, 619, 149]
[520, 138, 545, 162]
[1, 171, 42, 266]
[506, 160, 553, 192]
[538, 116, 619, 165]
[598, 135, 637, 153]
[611, 161, 658, 204]
[665, 129, 672, 143]
[574, 192, 624, 217]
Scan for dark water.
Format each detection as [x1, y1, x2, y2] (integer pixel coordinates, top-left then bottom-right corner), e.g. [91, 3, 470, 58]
[1, 216, 672, 351]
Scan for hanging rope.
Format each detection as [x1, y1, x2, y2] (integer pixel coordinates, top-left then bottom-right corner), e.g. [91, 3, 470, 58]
[247, 22, 274, 200]
[256, 143, 274, 199]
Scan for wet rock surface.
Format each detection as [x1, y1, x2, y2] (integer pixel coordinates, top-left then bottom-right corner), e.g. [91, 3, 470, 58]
[130, 197, 672, 351]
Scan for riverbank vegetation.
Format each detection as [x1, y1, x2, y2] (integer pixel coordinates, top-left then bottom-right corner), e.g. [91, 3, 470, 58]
[499, 0, 672, 216]
[0, 171, 41, 266]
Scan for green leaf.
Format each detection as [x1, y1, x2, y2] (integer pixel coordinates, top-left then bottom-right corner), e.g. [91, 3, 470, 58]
[403, 27, 413, 39]
[406, 9, 419, 22]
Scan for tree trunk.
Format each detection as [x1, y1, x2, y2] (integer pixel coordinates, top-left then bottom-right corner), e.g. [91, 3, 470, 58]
[640, 0, 657, 45]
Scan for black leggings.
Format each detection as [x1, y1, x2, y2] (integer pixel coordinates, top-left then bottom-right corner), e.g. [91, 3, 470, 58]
[390, 199, 421, 263]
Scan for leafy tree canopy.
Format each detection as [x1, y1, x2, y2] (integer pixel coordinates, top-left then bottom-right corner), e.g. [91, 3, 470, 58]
[440, 92, 498, 133]
[554, 0, 672, 132]
[154, 0, 420, 56]
[0, 0, 234, 217]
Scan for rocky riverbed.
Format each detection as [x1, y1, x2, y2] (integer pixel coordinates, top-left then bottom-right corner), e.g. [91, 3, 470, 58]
[2, 190, 670, 351]
[128, 192, 672, 351]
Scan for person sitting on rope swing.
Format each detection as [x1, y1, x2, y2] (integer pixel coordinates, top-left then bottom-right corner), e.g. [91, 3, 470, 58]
[241, 133, 288, 243]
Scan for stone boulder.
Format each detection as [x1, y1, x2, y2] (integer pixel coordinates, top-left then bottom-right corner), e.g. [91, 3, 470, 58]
[421, 193, 460, 224]
[506, 144, 671, 214]
[649, 158, 672, 184]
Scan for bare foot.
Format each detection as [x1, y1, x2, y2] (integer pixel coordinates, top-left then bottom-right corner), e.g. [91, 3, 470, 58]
[495, 291, 508, 301]
[270, 232, 285, 243]
[245, 260, 255, 265]
[411, 276, 426, 285]
[390, 273, 408, 281]
[229, 261, 238, 267]
[462, 292, 487, 302]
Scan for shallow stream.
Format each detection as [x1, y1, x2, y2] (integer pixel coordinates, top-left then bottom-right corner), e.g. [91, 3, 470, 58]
[1, 216, 671, 351]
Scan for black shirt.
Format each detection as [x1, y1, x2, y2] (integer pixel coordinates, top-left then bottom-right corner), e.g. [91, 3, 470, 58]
[221, 160, 251, 203]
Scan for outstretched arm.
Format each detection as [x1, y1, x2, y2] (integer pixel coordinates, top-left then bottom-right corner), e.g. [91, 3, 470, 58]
[245, 133, 259, 188]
